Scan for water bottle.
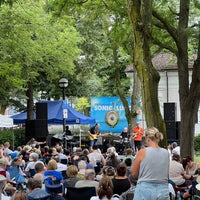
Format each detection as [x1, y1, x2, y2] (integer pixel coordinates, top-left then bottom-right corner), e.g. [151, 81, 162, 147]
[177, 191, 181, 200]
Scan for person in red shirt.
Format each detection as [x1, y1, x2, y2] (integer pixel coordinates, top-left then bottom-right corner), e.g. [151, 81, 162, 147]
[131, 123, 144, 151]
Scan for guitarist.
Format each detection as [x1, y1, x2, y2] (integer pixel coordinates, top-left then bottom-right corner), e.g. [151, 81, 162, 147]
[132, 122, 144, 151]
[88, 123, 101, 151]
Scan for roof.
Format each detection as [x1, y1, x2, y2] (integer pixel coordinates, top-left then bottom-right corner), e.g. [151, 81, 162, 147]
[126, 52, 195, 72]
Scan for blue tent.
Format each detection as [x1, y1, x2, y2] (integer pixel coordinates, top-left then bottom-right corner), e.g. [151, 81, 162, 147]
[11, 100, 96, 125]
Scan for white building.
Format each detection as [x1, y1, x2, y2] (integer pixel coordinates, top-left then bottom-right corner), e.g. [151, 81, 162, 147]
[126, 53, 200, 136]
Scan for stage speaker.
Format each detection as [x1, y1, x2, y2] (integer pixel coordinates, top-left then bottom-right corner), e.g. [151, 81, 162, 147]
[25, 119, 48, 141]
[165, 121, 176, 140]
[164, 102, 176, 122]
[176, 121, 181, 140]
[36, 102, 48, 120]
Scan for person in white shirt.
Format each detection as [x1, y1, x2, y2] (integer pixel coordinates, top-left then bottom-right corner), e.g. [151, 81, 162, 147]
[3, 142, 13, 157]
[171, 142, 180, 155]
[75, 169, 99, 193]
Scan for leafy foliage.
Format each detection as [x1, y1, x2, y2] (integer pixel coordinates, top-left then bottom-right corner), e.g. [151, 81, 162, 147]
[0, 0, 82, 112]
[194, 134, 200, 152]
[0, 128, 25, 149]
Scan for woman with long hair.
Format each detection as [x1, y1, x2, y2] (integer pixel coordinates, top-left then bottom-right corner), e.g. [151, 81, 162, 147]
[90, 176, 119, 200]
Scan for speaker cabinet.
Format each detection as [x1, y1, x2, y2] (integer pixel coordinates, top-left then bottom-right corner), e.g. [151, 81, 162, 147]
[25, 119, 48, 141]
[36, 102, 48, 120]
[164, 102, 176, 122]
[165, 121, 180, 141]
[165, 121, 176, 140]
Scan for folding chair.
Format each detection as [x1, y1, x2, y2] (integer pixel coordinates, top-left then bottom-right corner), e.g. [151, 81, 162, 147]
[193, 195, 200, 200]
[65, 187, 96, 200]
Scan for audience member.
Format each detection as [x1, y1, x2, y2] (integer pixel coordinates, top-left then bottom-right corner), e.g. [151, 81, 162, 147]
[182, 155, 200, 178]
[52, 155, 67, 177]
[122, 148, 135, 163]
[10, 190, 28, 200]
[79, 154, 94, 169]
[24, 152, 43, 177]
[27, 177, 50, 200]
[56, 146, 68, 163]
[96, 166, 115, 181]
[90, 176, 119, 200]
[171, 142, 180, 155]
[33, 162, 45, 184]
[65, 165, 81, 187]
[88, 145, 106, 174]
[120, 175, 137, 200]
[131, 127, 170, 200]
[169, 153, 191, 187]
[43, 159, 63, 195]
[3, 141, 13, 157]
[112, 163, 130, 196]
[77, 160, 87, 179]
[0, 174, 11, 200]
[75, 169, 99, 193]
[106, 153, 121, 169]
[0, 158, 10, 180]
[124, 158, 132, 177]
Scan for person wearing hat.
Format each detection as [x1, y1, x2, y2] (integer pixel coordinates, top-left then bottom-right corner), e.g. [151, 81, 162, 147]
[171, 142, 180, 155]
[24, 152, 43, 178]
[0, 158, 10, 181]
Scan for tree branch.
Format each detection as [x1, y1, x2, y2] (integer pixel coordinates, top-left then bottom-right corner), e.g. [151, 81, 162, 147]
[152, 10, 179, 45]
[151, 36, 178, 56]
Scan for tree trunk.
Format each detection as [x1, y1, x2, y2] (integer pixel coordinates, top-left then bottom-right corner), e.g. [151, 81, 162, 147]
[112, 45, 138, 132]
[127, 0, 167, 146]
[177, 0, 200, 158]
[26, 81, 34, 120]
[179, 39, 200, 158]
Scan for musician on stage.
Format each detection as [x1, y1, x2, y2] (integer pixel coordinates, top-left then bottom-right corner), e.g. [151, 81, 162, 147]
[65, 125, 72, 135]
[88, 123, 101, 151]
[120, 127, 130, 140]
[131, 122, 144, 151]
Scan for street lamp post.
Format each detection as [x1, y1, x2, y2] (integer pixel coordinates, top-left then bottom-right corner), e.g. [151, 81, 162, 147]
[59, 78, 68, 149]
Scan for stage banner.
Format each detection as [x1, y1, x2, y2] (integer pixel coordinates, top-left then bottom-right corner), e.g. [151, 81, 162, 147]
[90, 96, 135, 133]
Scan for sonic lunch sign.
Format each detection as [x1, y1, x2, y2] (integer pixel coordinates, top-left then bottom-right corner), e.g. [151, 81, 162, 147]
[90, 96, 132, 133]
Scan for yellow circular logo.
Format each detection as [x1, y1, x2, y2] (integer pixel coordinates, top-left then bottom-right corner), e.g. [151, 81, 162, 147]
[105, 111, 119, 127]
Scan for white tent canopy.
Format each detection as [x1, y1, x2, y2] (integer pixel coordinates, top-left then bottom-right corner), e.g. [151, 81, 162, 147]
[0, 114, 14, 128]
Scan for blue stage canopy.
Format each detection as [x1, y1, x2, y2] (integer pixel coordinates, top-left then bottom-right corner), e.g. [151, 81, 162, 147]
[11, 100, 96, 125]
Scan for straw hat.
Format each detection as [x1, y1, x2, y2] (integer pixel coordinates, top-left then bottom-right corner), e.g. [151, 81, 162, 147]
[23, 145, 32, 152]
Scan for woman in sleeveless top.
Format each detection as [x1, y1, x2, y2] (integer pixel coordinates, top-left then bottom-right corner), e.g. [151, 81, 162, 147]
[131, 127, 170, 200]
[182, 155, 200, 179]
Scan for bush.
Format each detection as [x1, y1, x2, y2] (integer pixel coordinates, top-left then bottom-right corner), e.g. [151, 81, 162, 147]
[0, 128, 26, 150]
[194, 134, 200, 152]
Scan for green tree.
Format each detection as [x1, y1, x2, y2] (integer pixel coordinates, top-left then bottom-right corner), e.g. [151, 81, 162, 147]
[151, 0, 200, 157]
[46, 0, 140, 132]
[0, 0, 82, 117]
[76, 97, 90, 115]
[127, 0, 167, 146]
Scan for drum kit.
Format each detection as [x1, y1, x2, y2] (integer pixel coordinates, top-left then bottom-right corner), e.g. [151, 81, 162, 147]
[112, 137, 130, 155]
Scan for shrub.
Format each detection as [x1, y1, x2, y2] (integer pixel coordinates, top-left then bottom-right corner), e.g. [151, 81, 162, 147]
[0, 128, 26, 150]
[194, 134, 200, 152]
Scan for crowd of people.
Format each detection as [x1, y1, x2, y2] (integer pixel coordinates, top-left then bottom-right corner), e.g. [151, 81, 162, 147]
[0, 124, 199, 200]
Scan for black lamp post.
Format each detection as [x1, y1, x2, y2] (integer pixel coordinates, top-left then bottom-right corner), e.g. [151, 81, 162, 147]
[59, 78, 68, 149]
